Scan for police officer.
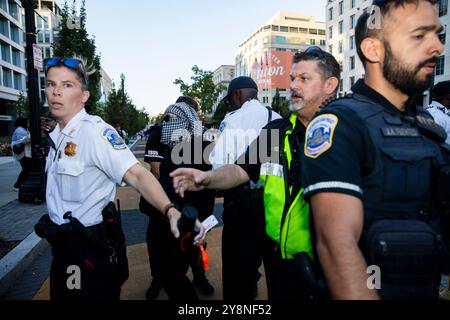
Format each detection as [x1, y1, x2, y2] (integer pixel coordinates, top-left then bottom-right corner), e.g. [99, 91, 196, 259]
[171, 48, 340, 300]
[301, 0, 449, 299]
[426, 81, 450, 144]
[208, 76, 281, 300]
[38, 57, 205, 300]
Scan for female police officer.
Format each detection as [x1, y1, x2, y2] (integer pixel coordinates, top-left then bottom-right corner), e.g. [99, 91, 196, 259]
[38, 57, 205, 300]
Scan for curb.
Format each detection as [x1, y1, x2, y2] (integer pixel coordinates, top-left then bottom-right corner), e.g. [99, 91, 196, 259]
[0, 232, 49, 298]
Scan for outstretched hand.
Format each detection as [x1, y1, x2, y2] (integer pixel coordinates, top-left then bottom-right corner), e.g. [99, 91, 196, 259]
[170, 168, 210, 198]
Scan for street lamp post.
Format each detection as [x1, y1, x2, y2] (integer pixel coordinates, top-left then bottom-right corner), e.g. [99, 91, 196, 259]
[19, 0, 45, 204]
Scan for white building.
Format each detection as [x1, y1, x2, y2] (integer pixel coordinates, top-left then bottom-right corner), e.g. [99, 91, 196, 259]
[100, 67, 112, 103]
[0, 0, 26, 137]
[326, 0, 450, 102]
[33, 0, 62, 105]
[210, 64, 234, 115]
[235, 12, 326, 106]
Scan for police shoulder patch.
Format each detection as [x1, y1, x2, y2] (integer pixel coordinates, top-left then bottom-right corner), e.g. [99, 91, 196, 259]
[101, 127, 127, 150]
[304, 114, 338, 159]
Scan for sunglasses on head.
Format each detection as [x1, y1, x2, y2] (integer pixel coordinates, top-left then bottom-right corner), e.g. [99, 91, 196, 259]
[44, 58, 87, 84]
[299, 46, 325, 59]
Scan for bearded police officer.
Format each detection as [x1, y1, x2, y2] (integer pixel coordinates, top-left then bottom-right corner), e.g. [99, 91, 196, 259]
[301, 0, 450, 300]
[36, 57, 205, 300]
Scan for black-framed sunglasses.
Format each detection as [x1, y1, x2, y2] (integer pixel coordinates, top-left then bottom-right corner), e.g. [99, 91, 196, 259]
[44, 58, 88, 84]
[300, 46, 325, 59]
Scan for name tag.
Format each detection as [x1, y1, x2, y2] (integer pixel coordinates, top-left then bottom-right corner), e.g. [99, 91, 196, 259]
[381, 127, 420, 137]
[260, 162, 284, 179]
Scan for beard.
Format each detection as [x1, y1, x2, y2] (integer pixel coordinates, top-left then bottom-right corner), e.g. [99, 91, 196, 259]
[289, 91, 305, 112]
[383, 41, 436, 96]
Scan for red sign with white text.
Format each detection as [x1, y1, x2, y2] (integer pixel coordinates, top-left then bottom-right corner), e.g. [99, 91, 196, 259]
[251, 51, 294, 90]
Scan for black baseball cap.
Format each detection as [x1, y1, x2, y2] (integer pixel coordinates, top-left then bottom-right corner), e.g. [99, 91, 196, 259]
[432, 81, 450, 99]
[222, 76, 258, 104]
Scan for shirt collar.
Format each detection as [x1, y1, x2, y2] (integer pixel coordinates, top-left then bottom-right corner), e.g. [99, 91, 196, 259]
[351, 79, 417, 116]
[50, 108, 87, 141]
[430, 100, 449, 113]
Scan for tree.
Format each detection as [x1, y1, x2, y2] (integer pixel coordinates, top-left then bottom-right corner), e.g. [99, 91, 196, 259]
[16, 92, 29, 118]
[174, 65, 226, 114]
[104, 81, 149, 136]
[271, 89, 290, 117]
[52, 0, 101, 114]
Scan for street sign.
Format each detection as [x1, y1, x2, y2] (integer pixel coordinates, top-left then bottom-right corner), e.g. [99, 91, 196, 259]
[33, 44, 43, 71]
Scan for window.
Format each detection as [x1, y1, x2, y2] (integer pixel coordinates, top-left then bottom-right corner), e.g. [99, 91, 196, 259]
[351, 0, 356, 8]
[350, 56, 355, 70]
[329, 44, 333, 54]
[11, 48, 21, 67]
[44, 30, 50, 43]
[44, 17, 49, 29]
[263, 36, 269, 44]
[299, 27, 308, 34]
[340, 78, 344, 92]
[339, 61, 343, 71]
[45, 47, 51, 58]
[290, 27, 298, 33]
[339, 40, 343, 53]
[280, 26, 289, 32]
[0, 18, 8, 37]
[438, 0, 448, 16]
[8, 1, 18, 20]
[37, 16, 43, 30]
[329, 7, 333, 20]
[40, 76, 45, 88]
[339, 1, 343, 15]
[13, 72, 22, 91]
[309, 28, 318, 35]
[350, 76, 355, 87]
[339, 20, 343, 34]
[2, 67, 12, 88]
[318, 29, 326, 35]
[272, 25, 279, 31]
[10, 25, 20, 43]
[436, 55, 445, 76]
[350, 14, 355, 29]
[350, 35, 355, 49]
[320, 39, 326, 46]
[0, 0, 7, 12]
[310, 39, 316, 45]
[329, 26, 333, 39]
[1, 42, 10, 63]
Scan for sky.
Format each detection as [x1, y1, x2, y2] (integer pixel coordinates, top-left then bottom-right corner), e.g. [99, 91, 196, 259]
[56, 0, 326, 116]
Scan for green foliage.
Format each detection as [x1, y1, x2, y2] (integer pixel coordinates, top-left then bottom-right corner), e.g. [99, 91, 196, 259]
[52, 0, 101, 115]
[174, 65, 226, 114]
[271, 89, 290, 117]
[150, 113, 164, 124]
[103, 83, 149, 136]
[16, 92, 29, 118]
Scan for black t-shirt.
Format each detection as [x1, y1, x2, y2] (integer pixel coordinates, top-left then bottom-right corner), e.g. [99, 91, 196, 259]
[301, 79, 417, 201]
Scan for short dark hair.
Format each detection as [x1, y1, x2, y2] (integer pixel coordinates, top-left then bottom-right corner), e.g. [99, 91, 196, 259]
[14, 117, 28, 128]
[432, 80, 450, 100]
[355, 0, 436, 68]
[176, 96, 199, 111]
[293, 48, 341, 93]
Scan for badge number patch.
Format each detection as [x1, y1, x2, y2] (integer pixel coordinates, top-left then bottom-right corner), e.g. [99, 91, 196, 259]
[305, 114, 338, 159]
[101, 127, 126, 150]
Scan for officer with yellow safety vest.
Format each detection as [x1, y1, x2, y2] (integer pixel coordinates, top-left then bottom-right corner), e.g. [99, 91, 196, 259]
[170, 46, 341, 300]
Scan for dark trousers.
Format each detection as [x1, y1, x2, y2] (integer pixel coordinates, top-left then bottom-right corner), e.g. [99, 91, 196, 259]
[146, 211, 199, 301]
[49, 223, 121, 300]
[14, 157, 31, 188]
[222, 187, 266, 300]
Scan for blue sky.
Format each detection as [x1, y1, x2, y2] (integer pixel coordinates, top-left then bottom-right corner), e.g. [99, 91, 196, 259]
[56, 0, 326, 116]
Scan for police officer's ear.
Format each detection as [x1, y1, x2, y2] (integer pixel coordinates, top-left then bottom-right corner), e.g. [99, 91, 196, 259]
[360, 36, 384, 66]
[324, 77, 339, 96]
[81, 90, 90, 104]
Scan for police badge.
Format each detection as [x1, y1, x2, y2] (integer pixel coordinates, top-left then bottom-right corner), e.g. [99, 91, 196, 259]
[64, 141, 77, 156]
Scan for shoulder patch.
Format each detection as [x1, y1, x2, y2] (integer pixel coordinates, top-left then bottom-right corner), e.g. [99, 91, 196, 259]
[101, 127, 127, 150]
[304, 114, 338, 159]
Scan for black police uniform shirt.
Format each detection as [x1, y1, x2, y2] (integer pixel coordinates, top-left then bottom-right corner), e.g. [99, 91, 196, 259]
[299, 79, 421, 201]
[237, 115, 306, 188]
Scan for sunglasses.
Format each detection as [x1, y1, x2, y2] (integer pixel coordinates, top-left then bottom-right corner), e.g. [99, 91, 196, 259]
[44, 58, 87, 84]
[299, 46, 326, 59]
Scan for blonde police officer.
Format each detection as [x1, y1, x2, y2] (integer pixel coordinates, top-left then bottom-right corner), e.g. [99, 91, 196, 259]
[40, 57, 205, 300]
